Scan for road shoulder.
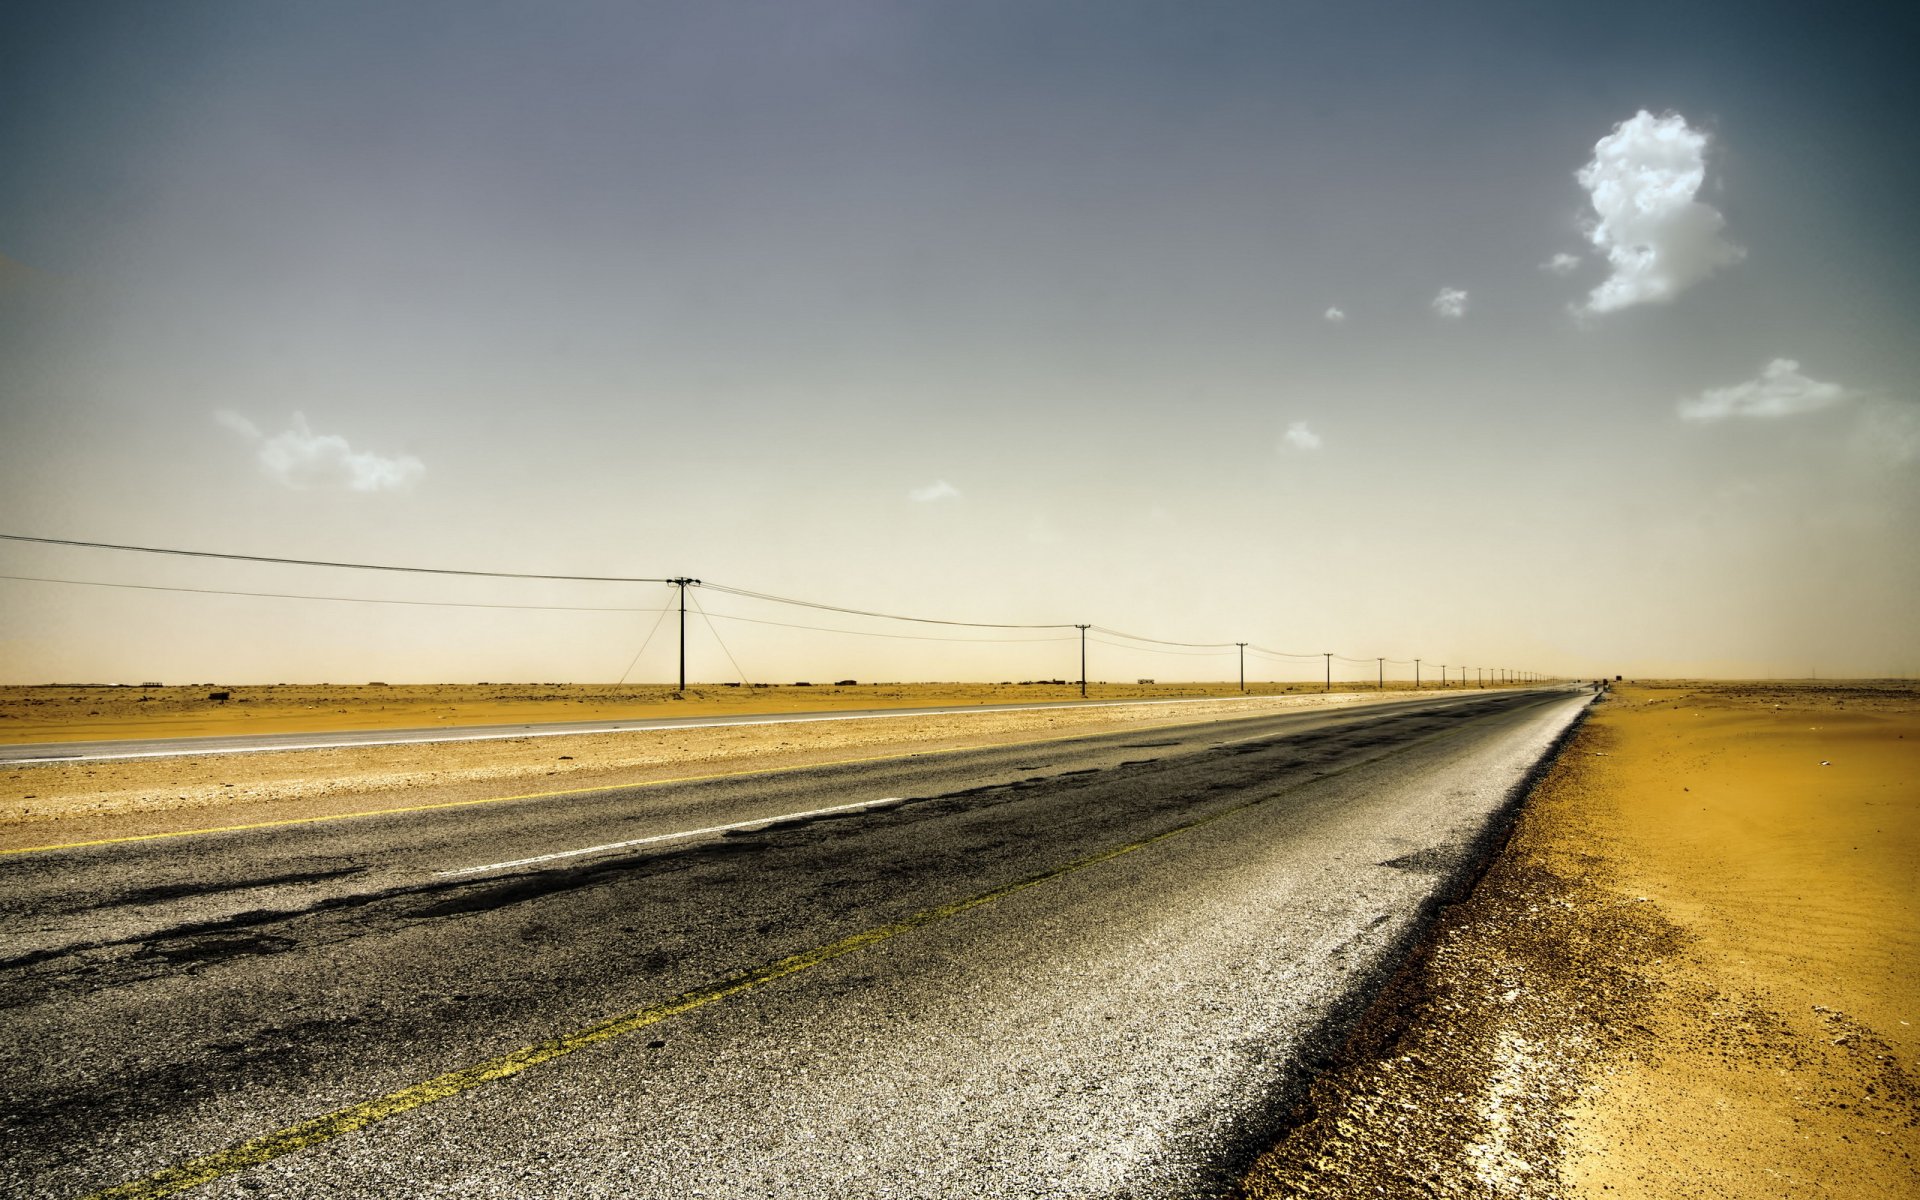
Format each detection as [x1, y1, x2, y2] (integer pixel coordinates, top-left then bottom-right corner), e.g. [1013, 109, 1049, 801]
[1233, 681, 1920, 1199]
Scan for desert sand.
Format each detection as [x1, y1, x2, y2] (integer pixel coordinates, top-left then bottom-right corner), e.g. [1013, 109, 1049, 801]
[1235, 680, 1919, 1198]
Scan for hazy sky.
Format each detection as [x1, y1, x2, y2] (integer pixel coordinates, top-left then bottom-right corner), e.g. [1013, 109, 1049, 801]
[3, 1, 1917, 684]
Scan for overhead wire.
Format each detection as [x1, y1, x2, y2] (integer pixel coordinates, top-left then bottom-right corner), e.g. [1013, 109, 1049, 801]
[2, 535, 1526, 678]
[700, 582, 1075, 630]
[0, 574, 670, 613]
[695, 608, 1078, 645]
[1086, 637, 1233, 657]
[1247, 645, 1323, 661]
[0, 533, 669, 583]
[1089, 625, 1236, 649]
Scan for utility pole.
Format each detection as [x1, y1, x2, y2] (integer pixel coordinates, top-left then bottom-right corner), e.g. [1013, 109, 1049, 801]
[1439, 664, 1447, 689]
[1415, 658, 1421, 690]
[1077, 624, 1090, 698]
[1323, 652, 1331, 693]
[1238, 643, 1248, 693]
[1377, 657, 1383, 690]
[669, 577, 701, 692]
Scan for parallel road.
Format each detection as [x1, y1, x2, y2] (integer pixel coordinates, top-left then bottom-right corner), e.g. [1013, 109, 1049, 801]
[0, 687, 1590, 1199]
[0, 693, 1419, 764]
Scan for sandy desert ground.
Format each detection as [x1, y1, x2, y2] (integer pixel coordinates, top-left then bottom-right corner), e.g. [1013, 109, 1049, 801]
[1236, 680, 1920, 1199]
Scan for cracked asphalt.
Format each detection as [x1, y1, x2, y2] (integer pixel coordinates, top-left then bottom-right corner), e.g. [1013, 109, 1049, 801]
[0, 687, 1589, 1198]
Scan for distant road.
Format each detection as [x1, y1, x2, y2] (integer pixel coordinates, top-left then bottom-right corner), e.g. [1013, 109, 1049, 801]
[0, 690, 1457, 764]
[1, 687, 1588, 1198]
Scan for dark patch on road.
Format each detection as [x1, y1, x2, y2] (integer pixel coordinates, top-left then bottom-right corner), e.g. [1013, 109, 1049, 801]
[135, 931, 297, 966]
[1380, 845, 1464, 873]
[63, 866, 371, 913]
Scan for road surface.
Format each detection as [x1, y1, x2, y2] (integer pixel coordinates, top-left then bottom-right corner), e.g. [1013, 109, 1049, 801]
[0, 687, 1589, 1198]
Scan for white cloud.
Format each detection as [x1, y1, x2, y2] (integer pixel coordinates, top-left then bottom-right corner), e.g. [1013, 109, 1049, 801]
[1679, 359, 1854, 422]
[1323, 306, 1346, 323]
[1283, 421, 1323, 451]
[909, 479, 961, 502]
[216, 411, 425, 491]
[213, 410, 261, 440]
[1542, 252, 1582, 276]
[1431, 287, 1469, 319]
[1576, 111, 1744, 314]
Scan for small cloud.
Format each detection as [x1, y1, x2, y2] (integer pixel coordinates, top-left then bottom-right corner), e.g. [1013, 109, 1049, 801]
[1283, 421, 1323, 451]
[1431, 287, 1469, 319]
[909, 479, 961, 502]
[215, 411, 425, 491]
[1576, 111, 1744, 315]
[1323, 306, 1346, 323]
[1679, 359, 1854, 423]
[213, 410, 261, 440]
[1541, 252, 1582, 276]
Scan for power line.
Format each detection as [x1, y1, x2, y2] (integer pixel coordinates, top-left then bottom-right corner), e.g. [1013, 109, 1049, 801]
[698, 609, 1079, 645]
[1089, 625, 1236, 649]
[1086, 637, 1233, 657]
[3, 534, 1545, 679]
[0, 574, 670, 613]
[701, 582, 1076, 630]
[1247, 645, 1322, 661]
[0, 533, 671, 583]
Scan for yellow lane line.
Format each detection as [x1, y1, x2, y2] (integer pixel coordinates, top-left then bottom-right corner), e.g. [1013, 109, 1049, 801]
[81, 724, 1419, 1200]
[3, 713, 1283, 857]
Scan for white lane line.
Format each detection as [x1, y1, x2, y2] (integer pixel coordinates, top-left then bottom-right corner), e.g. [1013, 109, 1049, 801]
[8, 695, 1344, 765]
[1217, 729, 1291, 746]
[435, 796, 906, 878]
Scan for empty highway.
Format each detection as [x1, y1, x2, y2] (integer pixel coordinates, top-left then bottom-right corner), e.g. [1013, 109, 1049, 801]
[0, 687, 1589, 1198]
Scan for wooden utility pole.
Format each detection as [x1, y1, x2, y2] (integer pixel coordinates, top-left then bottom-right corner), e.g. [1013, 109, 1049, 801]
[669, 577, 700, 691]
[1077, 625, 1090, 698]
[1238, 643, 1248, 693]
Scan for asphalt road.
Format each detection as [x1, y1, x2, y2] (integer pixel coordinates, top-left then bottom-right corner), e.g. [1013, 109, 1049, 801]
[0, 687, 1590, 1199]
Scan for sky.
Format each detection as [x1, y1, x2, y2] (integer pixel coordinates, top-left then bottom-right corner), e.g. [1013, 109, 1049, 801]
[2, 1, 1917, 685]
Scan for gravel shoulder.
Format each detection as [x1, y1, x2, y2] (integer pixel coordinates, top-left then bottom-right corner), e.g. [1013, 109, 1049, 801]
[1234, 680, 1920, 1199]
